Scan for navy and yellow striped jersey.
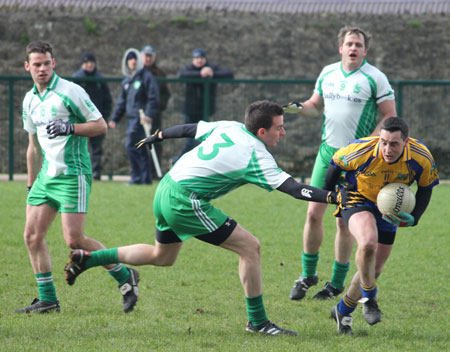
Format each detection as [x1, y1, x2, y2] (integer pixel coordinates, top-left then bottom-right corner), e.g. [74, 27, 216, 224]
[331, 136, 439, 203]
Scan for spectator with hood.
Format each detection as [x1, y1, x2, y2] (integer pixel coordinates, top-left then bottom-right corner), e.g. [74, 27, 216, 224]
[109, 48, 160, 185]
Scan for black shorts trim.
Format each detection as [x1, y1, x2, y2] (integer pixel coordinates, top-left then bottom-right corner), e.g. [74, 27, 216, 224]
[156, 229, 182, 244]
[155, 217, 237, 246]
[195, 217, 237, 246]
[378, 230, 396, 245]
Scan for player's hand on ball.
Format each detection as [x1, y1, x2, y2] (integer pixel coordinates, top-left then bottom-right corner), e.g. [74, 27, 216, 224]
[46, 119, 74, 139]
[382, 211, 415, 227]
[282, 102, 303, 115]
[136, 129, 162, 149]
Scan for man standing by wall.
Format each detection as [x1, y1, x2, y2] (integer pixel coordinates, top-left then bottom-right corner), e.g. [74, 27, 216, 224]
[72, 52, 112, 180]
[173, 48, 234, 163]
[141, 45, 171, 176]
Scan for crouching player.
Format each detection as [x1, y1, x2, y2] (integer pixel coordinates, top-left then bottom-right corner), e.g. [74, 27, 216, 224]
[65, 101, 341, 336]
[324, 117, 439, 335]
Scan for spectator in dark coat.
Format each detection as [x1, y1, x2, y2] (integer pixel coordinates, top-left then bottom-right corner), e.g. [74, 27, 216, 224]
[72, 52, 112, 180]
[141, 45, 171, 176]
[109, 48, 160, 185]
[173, 48, 234, 163]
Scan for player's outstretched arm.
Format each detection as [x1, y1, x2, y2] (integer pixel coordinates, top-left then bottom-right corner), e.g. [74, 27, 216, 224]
[277, 177, 339, 204]
[136, 123, 198, 149]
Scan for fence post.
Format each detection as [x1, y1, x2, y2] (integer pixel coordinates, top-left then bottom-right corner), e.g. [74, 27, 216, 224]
[396, 82, 403, 118]
[8, 80, 15, 181]
[203, 80, 211, 121]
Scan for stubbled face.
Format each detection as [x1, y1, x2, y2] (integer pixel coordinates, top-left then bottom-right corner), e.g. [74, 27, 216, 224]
[142, 53, 156, 67]
[24, 52, 55, 92]
[259, 115, 286, 147]
[339, 32, 367, 71]
[192, 56, 206, 68]
[380, 129, 408, 164]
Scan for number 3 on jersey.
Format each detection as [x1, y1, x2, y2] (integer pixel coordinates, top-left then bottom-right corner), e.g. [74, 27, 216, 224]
[198, 133, 235, 160]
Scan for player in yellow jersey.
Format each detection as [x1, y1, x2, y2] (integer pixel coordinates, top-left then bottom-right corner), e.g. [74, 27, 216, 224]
[324, 117, 439, 335]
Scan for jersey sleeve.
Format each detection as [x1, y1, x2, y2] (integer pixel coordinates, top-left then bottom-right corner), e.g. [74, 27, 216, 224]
[67, 83, 102, 123]
[314, 66, 328, 96]
[330, 137, 370, 171]
[22, 91, 36, 134]
[314, 63, 338, 96]
[245, 148, 291, 191]
[374, 70, 395, 104]
[195, 120, 221, 141]
[415, 143, 440, 189]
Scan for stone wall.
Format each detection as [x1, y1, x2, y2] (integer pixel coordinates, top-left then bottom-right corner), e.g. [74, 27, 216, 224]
[1, 6, 449, 177]
[2, 7, 449, 79]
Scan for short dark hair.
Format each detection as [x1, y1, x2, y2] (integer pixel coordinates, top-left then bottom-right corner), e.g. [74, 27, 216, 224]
[338, 26, 372, 50]
[380, 117, 409, 140]
[26, 40, 53, 61]
[244, 101, 283, 135]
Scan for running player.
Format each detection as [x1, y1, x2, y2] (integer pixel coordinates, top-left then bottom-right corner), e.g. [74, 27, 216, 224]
[325, 117, 439, 335]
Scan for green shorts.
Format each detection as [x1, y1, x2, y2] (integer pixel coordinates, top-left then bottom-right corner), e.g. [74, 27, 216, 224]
[153, 175, 228, 242]
[27, 172, 91, 213]
[310, 142, 339, 188]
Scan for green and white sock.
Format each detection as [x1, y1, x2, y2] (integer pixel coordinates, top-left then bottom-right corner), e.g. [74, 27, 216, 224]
[36, 272, 57, 303]
[108, 264, 130, 286]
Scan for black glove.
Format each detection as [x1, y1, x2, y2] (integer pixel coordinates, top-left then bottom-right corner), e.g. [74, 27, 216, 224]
[27, 186, 32, 193]
[136, 129, 162, 149]
[46, 119, 74, 139]
[282, 102, 303, 114]
[327, 191, 339, 205]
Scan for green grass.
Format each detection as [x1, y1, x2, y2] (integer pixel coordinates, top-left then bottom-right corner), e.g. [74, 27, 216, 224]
[0, 181, 449, 351]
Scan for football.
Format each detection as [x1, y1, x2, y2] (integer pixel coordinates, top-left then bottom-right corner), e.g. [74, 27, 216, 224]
[377, 183, 416, 215]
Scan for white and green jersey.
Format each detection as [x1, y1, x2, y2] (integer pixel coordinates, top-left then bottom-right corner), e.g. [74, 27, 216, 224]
[315, 60, 395, 149]
[23, 73, 102, 177]
[169, 121, 290, 201]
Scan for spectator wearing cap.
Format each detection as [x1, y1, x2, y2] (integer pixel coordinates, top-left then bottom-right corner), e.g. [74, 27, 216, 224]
[72, 52, 112, 180]
[141, 45, 171, 177]
[109, 48, 160, 185]
[173, 48, 234, 163]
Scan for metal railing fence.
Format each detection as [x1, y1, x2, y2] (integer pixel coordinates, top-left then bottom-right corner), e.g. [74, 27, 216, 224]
[1, 76, 449, 180]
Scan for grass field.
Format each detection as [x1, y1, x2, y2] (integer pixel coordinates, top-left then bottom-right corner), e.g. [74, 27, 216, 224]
[0, 181, 448, 351]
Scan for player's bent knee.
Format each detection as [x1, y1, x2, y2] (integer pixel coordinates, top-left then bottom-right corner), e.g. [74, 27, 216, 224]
[23, 230, 45, 248]
[306, 202, 327, 221]
[241, 235, 261, 259]
[154, 255, 177, 267]
[65, 237, 86, 249]
[359, 241, 377, 257]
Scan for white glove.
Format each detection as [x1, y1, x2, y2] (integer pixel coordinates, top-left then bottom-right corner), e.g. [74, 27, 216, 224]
[282, 102, 303, 115]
